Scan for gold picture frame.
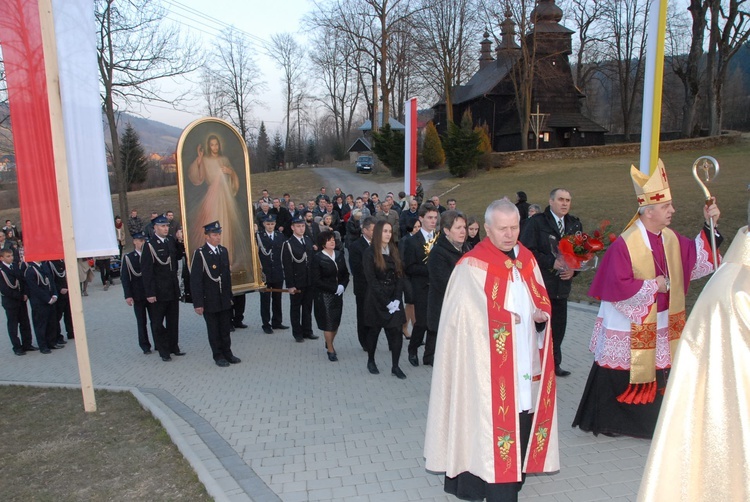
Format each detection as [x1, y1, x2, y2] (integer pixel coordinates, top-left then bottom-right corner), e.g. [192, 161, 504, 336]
[176, 118, 264, 293]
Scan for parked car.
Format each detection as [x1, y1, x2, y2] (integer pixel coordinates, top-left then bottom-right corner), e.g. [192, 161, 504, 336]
[355, 155, 373, 173]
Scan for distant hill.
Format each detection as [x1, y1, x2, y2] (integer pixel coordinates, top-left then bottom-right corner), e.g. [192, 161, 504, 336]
[0, 105, 184, 157]
[105, 112, 183, 156]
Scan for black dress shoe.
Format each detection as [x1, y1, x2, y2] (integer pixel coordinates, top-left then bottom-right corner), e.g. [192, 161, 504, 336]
[56, 338, 67, 345]
[327, 351, 338, 362]
[23, 346, 38, 351]
[272, 324, 289, 330]
[423, 359, 433, 367]
[230, 326, 235, 332]
[67, 335, 75, 340]
[40, 348, 52, 354]
[367, 361, 380, 374]
[555, 367, 571, 377]
[408, 354, 419, 367]
[50, 344, 64, 349]
[227, 356, 241, 364]
[172, 351, 186, 356]
[215, 359, 230, 367]
[294, 337, 304, 343]
[304, 334, 320, 340]
[143, 349, 152, 355]
[391, 367, 407, 379]
[13, 349, 26, 356]
[234, 322, 249, 329]
[262, 325, 274, 334]
[161, 356, 172, 362]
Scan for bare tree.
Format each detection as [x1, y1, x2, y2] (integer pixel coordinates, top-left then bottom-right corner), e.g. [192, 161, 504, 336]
[268, 33, 306, 155]
[200, 67, 227, 118]
[96, 0, 201, 219]
[410, 0, 479, 122]
[309, 0, 416, 130]
[706, 0, 750, 135]
[599, 0, 649, 140]
[564, 0, 605, 92]
[208, 28, 266, 145]
[666, 0, 709, 137]
[308, 26, 362, 145]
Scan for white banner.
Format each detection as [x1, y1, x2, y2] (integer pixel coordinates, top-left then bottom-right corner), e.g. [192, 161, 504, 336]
[52, 0, 118, 257]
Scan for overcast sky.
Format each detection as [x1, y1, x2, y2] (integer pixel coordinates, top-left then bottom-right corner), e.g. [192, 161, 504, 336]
[140, 0, 314, 135]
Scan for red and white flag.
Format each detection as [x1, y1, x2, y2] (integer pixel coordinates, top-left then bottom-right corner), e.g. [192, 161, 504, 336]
[404, 97, 418, 197]
[0, 0, 118, 261]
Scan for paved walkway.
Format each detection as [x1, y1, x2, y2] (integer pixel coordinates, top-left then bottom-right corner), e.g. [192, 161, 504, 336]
[0, 279, 648, 501]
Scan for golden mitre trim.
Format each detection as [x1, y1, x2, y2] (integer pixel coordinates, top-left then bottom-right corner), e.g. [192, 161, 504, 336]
[630, 159, 672, 207]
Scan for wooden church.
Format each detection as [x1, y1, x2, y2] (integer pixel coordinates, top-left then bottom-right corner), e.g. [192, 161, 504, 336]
[432, 0, 606, 152]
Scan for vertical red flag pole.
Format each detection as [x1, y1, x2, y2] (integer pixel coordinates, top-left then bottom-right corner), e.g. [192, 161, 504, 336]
[37, 0, 96, 411]
[404, 98, 418, 197]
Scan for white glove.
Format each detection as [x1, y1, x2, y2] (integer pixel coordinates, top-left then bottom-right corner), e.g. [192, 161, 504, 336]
[387, 299, 400, 314]
[335, 285, 345, 296]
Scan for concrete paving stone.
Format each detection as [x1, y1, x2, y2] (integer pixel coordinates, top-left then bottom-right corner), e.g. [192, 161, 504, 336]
[327, 466, 352, 478]
[606, 467, 644, 484]
[270, 473, 295, 485]
[566, 486, 612, 501]
[293, 469, 318, 482]
[253, 464, 285, 476]
[390, 475, 431, 491]
[533, 479, 576, 496]
[310, 458, 338, 470]
[280, 480, 307, 493]
[215, 475, 241, 492]
[282, 462, 306, 474]
[307, 487, 334, 500]
[356, 482, 384, 496]
[375, 469, 402, 482]
[227, 493, 253, 502]
[601, 481, 637, 498]
[278, 490, 308, 502]
[307, 476, 343, 490]
[336, 455, 362, 467]
[350, 462, 386, 475]
[261, 455, 293, 467]
[579, 461, 618, 475]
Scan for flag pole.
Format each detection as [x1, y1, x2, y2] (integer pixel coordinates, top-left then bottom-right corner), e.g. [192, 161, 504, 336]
[638, 0, 669, 175]
[37, 0, 96, 412]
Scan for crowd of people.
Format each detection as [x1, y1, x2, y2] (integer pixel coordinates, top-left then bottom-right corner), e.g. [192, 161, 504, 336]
[2, 164, 735, 500]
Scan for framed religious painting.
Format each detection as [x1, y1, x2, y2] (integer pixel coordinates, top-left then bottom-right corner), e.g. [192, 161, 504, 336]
[176, 118, 264, 293]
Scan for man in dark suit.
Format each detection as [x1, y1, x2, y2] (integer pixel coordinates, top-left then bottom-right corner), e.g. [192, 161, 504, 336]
[257, 215, 288, 334]
[270, 197, 292, 237]
[0, 249, 34, 355]
[401, 202, 440, 366]
[348, 216, 376, 351]
[49, 259, 74, 343]
[25, 261, 60, 354]
[519, 188, 582, 377]
[121, 232, 154, 354]
[141, 215, 185, 362]
[190, 221, 240, 367]
[282, 215, 318, 342]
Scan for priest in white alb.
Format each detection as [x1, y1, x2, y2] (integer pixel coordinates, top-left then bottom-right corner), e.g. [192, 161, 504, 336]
[425, 199, 559, 502]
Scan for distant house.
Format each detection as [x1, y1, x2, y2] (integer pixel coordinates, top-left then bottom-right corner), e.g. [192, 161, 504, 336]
[347, 113, 407, 162]
[432, 0, 606, 152]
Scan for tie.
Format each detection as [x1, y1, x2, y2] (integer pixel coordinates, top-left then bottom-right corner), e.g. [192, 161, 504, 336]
[558, 219, 564, 235]
[427, 232, 433, 241]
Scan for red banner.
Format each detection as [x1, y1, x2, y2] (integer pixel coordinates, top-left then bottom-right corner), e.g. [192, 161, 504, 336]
[0, 0, 64, 261]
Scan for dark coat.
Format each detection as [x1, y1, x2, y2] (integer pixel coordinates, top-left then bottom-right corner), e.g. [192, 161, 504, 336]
[190, 243, 233, 313]
[401, 230, 430, 289]
[426, 235, 468, 332]
[0, 262, 26, 307]
[121, 250, 147, 302]
[282, 234, 314, 289]
[48, 260, 69, 295]
[347, 236, 370, 297]
[399, 210, 418, 237]
[25, 262, 57, 306]
[519, 206, 582, 299]
[345, 218, 362, 247]
[257, 230, 286, 284]
[310, 250, 349, 294]
[362, 247, 405, 328]
[141, 235, 183, 301]
[270, 206, 293, 236]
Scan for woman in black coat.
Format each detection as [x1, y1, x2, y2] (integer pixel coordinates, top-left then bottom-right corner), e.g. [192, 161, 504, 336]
[363, 220, 407, 379]
[424, 210, 469, 366]
[310, 230, 350, 361]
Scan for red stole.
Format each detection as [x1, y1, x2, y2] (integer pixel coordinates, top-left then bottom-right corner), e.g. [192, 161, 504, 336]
[467, 239, 556, 482]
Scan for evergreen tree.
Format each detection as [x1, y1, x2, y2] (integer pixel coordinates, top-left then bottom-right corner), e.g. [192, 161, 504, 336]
[475, 123, 493, 170]
[271, 132, 285, 170]
[371, 124, 405, 176]
[119, 123, 148, 189]
[306, 139, 319, 165]
[443, 110, 482, 178]
[422, 121, 445, 170]
[255, 122, 271, 173]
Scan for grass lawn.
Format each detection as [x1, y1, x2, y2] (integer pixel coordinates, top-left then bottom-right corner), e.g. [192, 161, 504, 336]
[0, 386, 211, 501]
[424, 136, 750, 309]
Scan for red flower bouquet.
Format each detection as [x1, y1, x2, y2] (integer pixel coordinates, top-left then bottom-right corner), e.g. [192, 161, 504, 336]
[550, 220, 616, 272]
